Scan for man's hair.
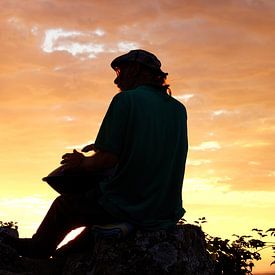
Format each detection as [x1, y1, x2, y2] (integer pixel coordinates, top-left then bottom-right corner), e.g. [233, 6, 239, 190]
[118, 62, 171, 95]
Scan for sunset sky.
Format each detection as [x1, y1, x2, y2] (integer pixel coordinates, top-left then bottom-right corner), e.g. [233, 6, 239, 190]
[0, 0, 274, 273]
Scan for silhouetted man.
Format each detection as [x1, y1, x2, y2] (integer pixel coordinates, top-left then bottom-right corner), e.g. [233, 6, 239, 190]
[3, 49, 188, 258]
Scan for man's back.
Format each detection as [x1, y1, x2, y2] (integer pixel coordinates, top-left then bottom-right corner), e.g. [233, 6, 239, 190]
[95, 85, 188, 230]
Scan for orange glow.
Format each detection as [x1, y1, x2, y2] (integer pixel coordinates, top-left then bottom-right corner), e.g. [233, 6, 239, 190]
[0, 1, 275, 273]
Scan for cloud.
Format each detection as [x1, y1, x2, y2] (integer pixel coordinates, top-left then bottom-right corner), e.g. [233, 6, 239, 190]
[243, 142, 271, 148]
[174, 94, 195, 103]
[60, 116, 76, 122]
[248, 161, 260, 166]
[116, 41, 139, 52]
[184, 177, 231, 192]
[187, 159, 212, 166]
[267, 171, 275, 177]
[0, 195, 49, 208]
[212, 109, 240, 117]
[42, 28, 105, 58]
[65, 140, 95, 150]
[190, 141, 221, 151]
[41, 28, 139, 59]
[183, 181, 275, 208]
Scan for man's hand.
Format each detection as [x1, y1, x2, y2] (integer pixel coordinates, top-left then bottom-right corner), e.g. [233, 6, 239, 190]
[81, 144, 98, 153]
[60, 149, 84, 168]
[60, 147, 118, 173]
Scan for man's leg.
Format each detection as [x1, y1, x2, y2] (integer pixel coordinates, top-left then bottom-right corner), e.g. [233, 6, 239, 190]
[8, 189, 117, 258]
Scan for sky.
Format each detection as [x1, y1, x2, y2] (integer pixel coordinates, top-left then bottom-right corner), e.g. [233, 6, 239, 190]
[0, 0, 274, 273]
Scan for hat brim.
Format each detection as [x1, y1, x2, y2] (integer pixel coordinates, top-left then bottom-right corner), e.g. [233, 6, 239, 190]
[111, 56, 166, 77]
[111, 53, 135, 69]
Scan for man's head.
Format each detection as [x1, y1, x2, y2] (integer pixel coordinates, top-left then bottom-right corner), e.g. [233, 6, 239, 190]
[111, 49, 169, 93]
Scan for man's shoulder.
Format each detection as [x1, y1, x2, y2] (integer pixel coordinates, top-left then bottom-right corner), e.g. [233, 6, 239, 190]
[170, 96, 187, 112]
[112, 86, 187, 114]
[111, 91, 130, 104]
[111, 86, 146, 101]
[125, 85, 157, 94]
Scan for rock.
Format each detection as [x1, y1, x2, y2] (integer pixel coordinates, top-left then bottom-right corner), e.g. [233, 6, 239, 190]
[0, 227, 24, 274]
[0, 224, 214, 274]
[62, 224, 214, 275]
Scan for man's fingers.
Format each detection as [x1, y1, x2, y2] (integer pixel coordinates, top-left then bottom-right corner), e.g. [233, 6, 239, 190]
[81, 146, 89, 152]
[62, 150, 80, 159]
[61, 150, 84, 166]
[60, 159, 67, 164]
[81, 144, 96, 152]
[60, 157, 76, 165]
[62, 153, 71, 159]
[81, 145, 91, 152]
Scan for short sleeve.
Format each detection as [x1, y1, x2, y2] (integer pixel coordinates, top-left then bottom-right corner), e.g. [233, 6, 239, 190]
[95, 93, 129, 157]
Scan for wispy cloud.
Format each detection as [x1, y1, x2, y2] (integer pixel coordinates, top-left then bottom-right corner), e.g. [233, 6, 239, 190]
[212, 109, 240, 117]
[117, 41, 139, 52]
[267, 171, 275, 177]
[0, 195, 50, 208]
[174, 93, 195, 102]
[190, 141, 221, 151]
[183, 181, 275, 208]
[60, 116, 76, 122]
[187, 159, 212, 166]
[42, 28, 139, 59]
[248, 161, 260, 166]
[42, 28, 105, 58]
[236, 141, 271, 148]
[65, 140, 95, 150]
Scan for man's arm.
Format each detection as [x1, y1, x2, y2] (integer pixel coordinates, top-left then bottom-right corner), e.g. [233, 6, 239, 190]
[82, 150, 119, 171]
[60, 148, 118, 172]
[61, 93, 128, 172]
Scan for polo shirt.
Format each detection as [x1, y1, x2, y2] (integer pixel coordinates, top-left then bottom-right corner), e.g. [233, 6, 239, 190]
[95, 85, 188, 230]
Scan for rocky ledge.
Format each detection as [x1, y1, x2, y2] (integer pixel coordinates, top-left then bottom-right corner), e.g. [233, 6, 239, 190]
[0, 224, 214, 275]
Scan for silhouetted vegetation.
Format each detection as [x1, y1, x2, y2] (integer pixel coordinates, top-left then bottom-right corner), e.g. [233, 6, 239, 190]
[178, 217, 275, 274]
[0, 221, 18, 230]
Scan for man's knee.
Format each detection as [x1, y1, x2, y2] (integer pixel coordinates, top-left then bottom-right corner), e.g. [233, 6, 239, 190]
[52, 194, 84, 212]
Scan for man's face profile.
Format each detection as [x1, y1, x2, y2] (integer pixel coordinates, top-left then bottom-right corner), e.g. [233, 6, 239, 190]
[113, 66, 130, 91]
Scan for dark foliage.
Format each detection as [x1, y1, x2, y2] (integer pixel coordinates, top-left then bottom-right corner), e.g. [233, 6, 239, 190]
[0, 221, 18, 230]
[191, 218, 275, 274]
